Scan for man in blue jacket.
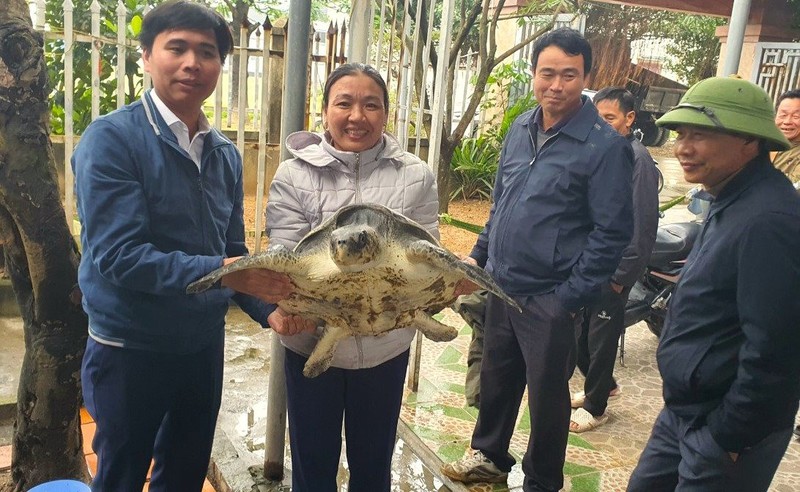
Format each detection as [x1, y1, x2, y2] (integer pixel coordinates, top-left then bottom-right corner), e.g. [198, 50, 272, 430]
[442, 28, 634, 491]
[627, 77, 800, 491]
[73, 2, 298, 490]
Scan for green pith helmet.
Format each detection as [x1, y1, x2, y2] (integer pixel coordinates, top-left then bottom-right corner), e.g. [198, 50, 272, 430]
[656, 76, 790, 151]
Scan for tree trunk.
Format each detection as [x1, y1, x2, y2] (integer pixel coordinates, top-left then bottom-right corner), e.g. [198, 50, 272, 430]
[437, 135, 458, 213]
[0, 1, 89, 490]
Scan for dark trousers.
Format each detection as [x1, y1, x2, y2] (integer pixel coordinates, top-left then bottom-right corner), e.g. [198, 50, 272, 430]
[628, 407, 792, 491]
[285, 348, 409, 492]
[81, 331, 224, 492]
[471, 293, 577, 492]
[575, 285, 629, 416]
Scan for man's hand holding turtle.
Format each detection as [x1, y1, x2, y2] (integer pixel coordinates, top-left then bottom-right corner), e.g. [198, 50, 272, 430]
[453, 256, 480, 297]
[220, 256, 294, 303]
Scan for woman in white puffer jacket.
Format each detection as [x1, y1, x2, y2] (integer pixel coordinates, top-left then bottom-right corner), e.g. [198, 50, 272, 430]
[265, 63, 439, 492]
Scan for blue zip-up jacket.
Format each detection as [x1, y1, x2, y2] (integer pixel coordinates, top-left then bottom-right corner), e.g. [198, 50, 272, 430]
[73, 90, 272, 354]
[471, 97, 634, 312]
[657, 156, 800, 452]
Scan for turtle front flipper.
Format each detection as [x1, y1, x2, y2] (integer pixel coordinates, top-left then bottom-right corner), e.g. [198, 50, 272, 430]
[303, 323, 351, 378]
[413, 311, 458, 342]
[187, 244, 298, 294]
[405, 240, 522, 312]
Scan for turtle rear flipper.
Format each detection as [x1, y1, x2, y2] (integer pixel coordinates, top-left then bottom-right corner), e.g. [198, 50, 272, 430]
[303, 323, 351, 378]
[414, 311, 458, 342]
[186, 244, 298, 294]
[405, 241, 522, 312]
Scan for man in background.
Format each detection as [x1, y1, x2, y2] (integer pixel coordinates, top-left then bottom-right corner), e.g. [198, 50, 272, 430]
[570, 87, 660, 432]
[773, 89, 800, 184]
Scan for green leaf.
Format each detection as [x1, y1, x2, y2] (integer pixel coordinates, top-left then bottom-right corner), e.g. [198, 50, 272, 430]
[130, 15, 142, 37]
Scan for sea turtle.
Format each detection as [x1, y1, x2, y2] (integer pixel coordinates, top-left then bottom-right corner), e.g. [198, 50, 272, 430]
[187, 203, 521, 377]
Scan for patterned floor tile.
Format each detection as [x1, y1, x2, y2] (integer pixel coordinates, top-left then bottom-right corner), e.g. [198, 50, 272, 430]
[401, 308, 800, 491]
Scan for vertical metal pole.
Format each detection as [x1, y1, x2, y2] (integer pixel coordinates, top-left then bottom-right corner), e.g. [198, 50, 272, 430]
[116, 0, 126, 109]
[374, 0, 387, 67]
[722, 0, 752, 76]
[35, 0, 45, 30]
[90, 0, 100, 120]
[237, 21, 249, 158]
[347, 0, 372, 63]
[64, 0, 75, 232]
[427, 0, 453, 177]
[264, 0, 311, 482]
[142, 5, 152, 91]
[254, 16, 272, 255]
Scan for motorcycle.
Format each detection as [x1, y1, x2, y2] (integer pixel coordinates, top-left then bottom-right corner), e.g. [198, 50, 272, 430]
[622, 220, 702, 339]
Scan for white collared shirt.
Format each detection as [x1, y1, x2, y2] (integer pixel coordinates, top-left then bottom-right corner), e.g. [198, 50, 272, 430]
[149, 90, 211, 171]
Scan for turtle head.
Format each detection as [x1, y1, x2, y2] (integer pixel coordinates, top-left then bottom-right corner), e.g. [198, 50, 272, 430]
[330, 224, 381, 267]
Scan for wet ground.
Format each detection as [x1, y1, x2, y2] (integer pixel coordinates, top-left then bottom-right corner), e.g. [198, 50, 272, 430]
[3, 144, 800, 490]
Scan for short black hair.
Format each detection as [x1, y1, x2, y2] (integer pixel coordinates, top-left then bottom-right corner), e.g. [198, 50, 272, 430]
[531, 27, 592, 76]
[776, 89, 800, 108]
[323, 63, 389, 112]
[139, 0, 233, 63]
[593, 86, 635, 114]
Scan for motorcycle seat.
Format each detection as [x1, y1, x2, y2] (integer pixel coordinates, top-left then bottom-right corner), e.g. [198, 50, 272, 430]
[648, 221, 702, 270]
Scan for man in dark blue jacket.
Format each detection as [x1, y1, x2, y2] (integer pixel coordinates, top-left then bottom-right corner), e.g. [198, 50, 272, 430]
[627, 77, 800, 491]
[442, 28, 634, 491]
[73, 2, 298, 490]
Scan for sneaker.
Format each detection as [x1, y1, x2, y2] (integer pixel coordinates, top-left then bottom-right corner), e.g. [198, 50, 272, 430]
[441, 449, 508, 484]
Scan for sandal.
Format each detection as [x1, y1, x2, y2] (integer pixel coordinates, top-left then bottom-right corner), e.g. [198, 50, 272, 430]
[570, 408, 609, 433]
[571, 387, 622, 408]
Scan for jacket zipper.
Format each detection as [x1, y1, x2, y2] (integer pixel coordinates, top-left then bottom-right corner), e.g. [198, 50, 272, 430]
[353, 150, 364, 366]
[354, 152, 363, 204]
[494, 125, 555, 273]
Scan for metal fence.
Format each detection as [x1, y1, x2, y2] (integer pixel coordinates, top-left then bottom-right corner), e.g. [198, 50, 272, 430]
[752, 42, 800, 101]
[31, 0, 483, 242]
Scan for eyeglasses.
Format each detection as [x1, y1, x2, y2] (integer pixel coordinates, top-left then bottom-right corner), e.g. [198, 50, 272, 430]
[672, 103, 725, 129]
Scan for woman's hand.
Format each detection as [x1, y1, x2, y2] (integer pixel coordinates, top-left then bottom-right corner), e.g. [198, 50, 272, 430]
[267, 307, 317, 336]
[220, 257, 294, 303]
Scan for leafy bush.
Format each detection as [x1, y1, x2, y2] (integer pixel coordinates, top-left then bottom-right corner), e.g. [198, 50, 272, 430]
[449, 92, 538, 201]
[449, 136, 499, 201]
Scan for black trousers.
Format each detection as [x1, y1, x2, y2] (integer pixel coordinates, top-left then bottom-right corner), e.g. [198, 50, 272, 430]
[471, 292, 577, 492]
[628, 407, 792, 491]
[284, 348, 409, 492]
[575, 284, 629, 416]
[81, 331, 224, 492]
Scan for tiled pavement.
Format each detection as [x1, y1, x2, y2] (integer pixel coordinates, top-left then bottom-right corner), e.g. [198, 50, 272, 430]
[401, 309, 800, 491]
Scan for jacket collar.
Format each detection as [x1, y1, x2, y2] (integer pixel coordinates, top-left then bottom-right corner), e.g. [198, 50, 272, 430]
[285, 130, 405, 170]
[707, 154, 773, 216]
[140, 89, 231, 150]
[526, 95, 598, 142]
